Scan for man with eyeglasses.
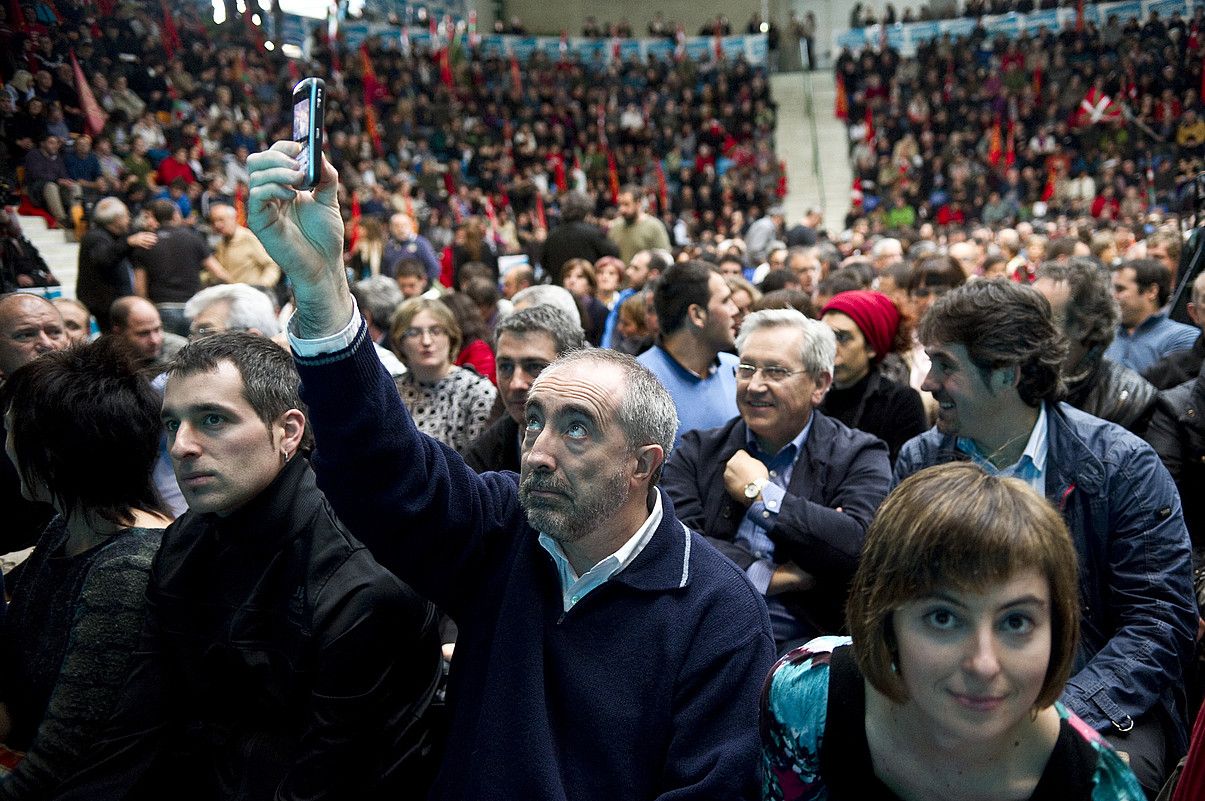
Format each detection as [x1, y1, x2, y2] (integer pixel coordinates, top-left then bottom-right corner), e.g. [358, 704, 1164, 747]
[463, 305, 585, 474]
[663, 308, 891, 652]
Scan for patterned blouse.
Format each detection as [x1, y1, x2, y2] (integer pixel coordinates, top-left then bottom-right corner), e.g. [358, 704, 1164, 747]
[395, 366, 497, 454]
[762, 636, 1145, 801]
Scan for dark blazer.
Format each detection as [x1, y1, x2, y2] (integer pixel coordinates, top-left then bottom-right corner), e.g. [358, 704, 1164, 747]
[662, 412, 892, 633]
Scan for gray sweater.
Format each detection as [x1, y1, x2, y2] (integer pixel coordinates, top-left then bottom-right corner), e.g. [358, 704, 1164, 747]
[0, 517, 161, 800]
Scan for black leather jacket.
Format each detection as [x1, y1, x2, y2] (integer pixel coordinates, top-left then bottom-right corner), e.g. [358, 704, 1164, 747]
[70, 456, 443, 801]
[1065, 357, 1158, 434]
[1146, 365, 1205, 550]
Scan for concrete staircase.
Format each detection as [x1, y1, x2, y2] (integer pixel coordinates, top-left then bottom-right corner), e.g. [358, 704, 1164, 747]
[16, 213, 79, 298]
[772, 70, 853, 235]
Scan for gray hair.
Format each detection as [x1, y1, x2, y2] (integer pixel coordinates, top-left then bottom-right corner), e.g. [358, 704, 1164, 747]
[536, 348, 678, 466]
[736, 308, 836, 380]
[871, 237, 902, 259]
[92, 196, 128, 227]
[184, 284, 280, 337]
[559, 190, 593, 223]
[350, 275, 404, 329]
[511, 285, 582, 326]
[494, 304, 585, 355]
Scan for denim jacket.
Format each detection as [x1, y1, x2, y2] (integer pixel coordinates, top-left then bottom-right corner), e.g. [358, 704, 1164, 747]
[895, 402, 1197, 755]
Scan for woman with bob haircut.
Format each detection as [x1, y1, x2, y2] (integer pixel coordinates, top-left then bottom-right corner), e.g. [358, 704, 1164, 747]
[0, 337, 170, 796]
[762, 462, 1144, 801]
[389, 296, 496, 455]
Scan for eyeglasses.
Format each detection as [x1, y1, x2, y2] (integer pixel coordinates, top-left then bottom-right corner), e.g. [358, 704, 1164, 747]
[735, 363, 806, 382]
[402, 325, 448, 340]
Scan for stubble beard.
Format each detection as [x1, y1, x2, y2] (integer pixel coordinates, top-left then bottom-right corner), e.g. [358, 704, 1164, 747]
[520, 466, 631, 545]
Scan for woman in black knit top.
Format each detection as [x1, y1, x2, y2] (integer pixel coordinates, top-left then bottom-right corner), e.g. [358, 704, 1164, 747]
[0, 337, 170, 798]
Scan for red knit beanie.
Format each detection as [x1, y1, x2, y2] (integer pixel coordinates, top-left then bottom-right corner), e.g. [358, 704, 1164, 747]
[820, 290, 900, 361]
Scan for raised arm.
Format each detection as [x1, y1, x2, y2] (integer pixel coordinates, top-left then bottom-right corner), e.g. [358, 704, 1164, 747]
[248, 143, 524, 614]
[246, 141, 352, 338]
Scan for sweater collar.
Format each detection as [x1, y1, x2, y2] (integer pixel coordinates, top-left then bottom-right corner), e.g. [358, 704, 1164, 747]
[606, 488, 694, 593]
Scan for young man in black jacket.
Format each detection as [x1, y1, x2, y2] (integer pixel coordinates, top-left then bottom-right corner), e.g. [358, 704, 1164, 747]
[73, 333, 442, 800]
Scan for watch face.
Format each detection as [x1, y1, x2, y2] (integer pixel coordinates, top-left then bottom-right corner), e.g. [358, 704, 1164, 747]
[745, 481, 760, 498]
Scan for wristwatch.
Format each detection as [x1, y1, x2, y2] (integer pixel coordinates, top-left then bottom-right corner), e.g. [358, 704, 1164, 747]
[743, 478, 769, 501]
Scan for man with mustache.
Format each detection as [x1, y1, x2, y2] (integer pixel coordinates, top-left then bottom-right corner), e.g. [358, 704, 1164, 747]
[894, 279, 1196, 798]
[241, 142, 775, 801]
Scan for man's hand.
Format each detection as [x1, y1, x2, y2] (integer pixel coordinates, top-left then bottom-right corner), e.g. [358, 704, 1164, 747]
[723, 450, 770, 506]
[767, 562, 816, 596]
[127, 231, 157, 249]
[246, 141, 351, 338]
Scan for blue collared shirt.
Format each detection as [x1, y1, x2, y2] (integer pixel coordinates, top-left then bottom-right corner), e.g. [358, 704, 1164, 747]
[1104, 313, 1199, 374]
[955, 404, 1048, 496]
[735, 416, 814, 594]
[537, 492, 663, 612]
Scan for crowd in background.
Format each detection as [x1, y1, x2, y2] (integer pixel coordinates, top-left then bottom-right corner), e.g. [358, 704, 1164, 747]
[839, 6, 1205, 231]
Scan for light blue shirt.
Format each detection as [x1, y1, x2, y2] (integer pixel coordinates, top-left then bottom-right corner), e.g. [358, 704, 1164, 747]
[956, 403, 1048, 496]
[1104, 312, 1199, 374]
[735, 417, 814, 594]
[637, 345, 740, 447]
[537, 492, 663, 612]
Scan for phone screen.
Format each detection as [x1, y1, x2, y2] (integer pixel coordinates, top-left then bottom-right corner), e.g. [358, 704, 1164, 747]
[293, 97, 310, 143]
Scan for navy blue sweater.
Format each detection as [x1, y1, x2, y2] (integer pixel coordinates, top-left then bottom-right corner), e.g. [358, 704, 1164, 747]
[295, 323, 775, 801]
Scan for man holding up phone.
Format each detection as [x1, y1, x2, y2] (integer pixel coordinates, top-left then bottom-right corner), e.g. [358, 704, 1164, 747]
[242, 139, 774, 800]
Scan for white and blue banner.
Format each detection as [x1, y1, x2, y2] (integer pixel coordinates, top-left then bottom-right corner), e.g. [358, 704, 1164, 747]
[279, 18, 768, 67]
[834, 0, 1197, 56]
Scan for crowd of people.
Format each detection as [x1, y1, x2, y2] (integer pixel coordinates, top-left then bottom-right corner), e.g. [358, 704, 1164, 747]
[1, 1, 1205, 800]
[838, 6, 1205, 231]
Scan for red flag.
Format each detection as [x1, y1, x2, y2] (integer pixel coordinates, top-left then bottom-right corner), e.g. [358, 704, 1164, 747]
[552, 153, 567, 193]
[776, 161, 788, 198]
[863, 106, 875, 145]
[71, 50, 107, 137]
[1041, 167, 1056, 202]
[234, 183, 247, 227]
[534, 192, 547, 229]
[1005, 121, 1016, 167]
[348, 191, 362, 252]
[655, 160, 668, 212]
[606, 151, 619, 204]
[359, 43, 387, 104]
[1073, 87, 1122, 127]
[364, 104, 383, 156]
[835, 74, 849, 121]
[438, 47, 453, 88]
[509, 50, 522, 95]
[987, 119, 1002, 167]
[160, 0, 181, 57]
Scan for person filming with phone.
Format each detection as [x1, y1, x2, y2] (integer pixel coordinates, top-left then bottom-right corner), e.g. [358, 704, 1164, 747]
[234, 121, 776, 798]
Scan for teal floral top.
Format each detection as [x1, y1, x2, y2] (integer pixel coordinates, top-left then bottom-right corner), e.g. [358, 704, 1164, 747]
[761, 636, 1146, 801]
